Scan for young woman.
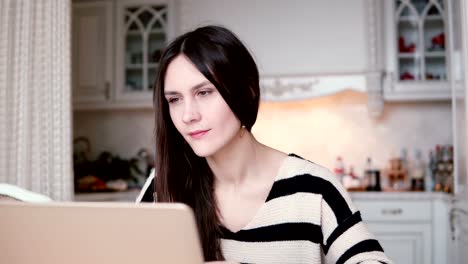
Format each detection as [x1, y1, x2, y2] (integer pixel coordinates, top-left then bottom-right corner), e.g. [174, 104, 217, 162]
[148, 25, 392, 263]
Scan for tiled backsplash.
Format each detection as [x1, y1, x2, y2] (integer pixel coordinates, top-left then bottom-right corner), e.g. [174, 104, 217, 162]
[253, 91, 452, 174]
[74, 91, 452, 176]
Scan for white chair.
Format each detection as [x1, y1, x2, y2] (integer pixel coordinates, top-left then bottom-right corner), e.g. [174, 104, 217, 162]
[135, 169, 155, 203]
[0, 183, 52, 202]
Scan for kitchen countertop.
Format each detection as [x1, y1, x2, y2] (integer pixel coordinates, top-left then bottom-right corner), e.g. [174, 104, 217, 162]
[349, 191, 452, 201]
[73, 189, 453, 203]
[74, 189, 141, 202]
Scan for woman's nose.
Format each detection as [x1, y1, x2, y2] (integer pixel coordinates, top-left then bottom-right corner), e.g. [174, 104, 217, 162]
[182, 101, 201, 124]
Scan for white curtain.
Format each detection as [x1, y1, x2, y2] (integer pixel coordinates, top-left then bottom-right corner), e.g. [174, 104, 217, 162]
[0, 0, 73, 201]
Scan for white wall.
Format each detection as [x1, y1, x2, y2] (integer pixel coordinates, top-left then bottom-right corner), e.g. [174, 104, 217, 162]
[72, 0, 452, 177]
[73, 109, 155, 160]
[253, 92, 452, 174]
[176, 0, 368, 75]
[73, 94, 452, 176]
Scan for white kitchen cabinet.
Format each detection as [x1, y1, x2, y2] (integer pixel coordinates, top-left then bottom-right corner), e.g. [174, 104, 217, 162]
[114, 0, 175, 106]
[72, 1, 113, 108]
[450, 1, 468, 263]
[383, 0, 458, 101]
[72, 0, 385, 111]
[72, 0, 175, 110]
[352, 193, 451, 264]
[178, 0, 368, 76]
[177, 0, 384, 108]
[367, 223, 431, 264]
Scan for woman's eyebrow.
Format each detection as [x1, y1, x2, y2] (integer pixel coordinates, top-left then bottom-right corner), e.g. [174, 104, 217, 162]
[164, 81, 211, 95]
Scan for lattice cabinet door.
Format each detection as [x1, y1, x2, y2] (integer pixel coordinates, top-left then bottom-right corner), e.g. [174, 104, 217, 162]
[115, 0, 174, 105]
[383, 0, 461, 101]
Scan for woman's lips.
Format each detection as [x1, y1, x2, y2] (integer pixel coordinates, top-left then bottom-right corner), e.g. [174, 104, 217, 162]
[188, 129, 210, 139]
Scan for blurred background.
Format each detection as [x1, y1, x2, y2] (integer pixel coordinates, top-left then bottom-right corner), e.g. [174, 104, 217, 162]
[69, 1, 468, 263]
[1, 0, 467, 263]
[72, 0, 459, 195]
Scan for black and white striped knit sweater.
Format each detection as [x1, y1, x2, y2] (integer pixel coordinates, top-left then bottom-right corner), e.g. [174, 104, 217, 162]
[219, 154, 392, 264]
[138, 154, 392, 263]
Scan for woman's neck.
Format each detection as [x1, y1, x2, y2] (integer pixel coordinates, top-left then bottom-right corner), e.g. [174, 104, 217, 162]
[206, 128, 266, 188]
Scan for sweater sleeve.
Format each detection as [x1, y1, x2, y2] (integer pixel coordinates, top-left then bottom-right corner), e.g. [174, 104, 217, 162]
[319, 170, 393, 264]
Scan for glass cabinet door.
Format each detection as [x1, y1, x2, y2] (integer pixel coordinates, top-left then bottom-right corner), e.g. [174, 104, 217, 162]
[123, 5, 167, 94]
[395, 0, 447, 82]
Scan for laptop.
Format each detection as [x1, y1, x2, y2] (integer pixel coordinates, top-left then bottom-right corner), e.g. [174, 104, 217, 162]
[0, 202, 204, 264]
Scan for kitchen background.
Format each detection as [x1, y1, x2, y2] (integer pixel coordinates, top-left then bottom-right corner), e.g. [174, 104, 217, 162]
[73, 94, 452, 178]
[73, 0, 454, 185]
[71, 0, 468, 263]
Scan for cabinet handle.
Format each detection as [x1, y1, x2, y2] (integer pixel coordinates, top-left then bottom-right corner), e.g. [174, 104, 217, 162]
[381, 208, 402, 215]
[383, 71, 394, 88]
[105, 82, 110, 99]
[450, 207, 468, 241]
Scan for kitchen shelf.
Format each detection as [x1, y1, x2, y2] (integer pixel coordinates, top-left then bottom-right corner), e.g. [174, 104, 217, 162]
[127, 29, 165, 36]
[425, 51, 445, 58]
[398, 53, 419, 58]
[74, 189, 141, 202]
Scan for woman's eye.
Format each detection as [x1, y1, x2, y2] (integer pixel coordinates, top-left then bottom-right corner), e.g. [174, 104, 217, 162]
[198, 90, 212, 97]
[167, 97, 179, 104]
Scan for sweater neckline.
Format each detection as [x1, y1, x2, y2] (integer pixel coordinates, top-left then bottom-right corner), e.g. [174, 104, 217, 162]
[219, 153, 296, 235]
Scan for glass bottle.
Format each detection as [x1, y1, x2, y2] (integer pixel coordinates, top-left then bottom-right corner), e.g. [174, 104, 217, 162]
[400, 148, 409, 190]
[364, 157, 373, 191]
[334, 156, 345, 184]
[425, 150, 436, 191]
[443, 145, 454, 193]
[410, 149, 425, 191]
[434, 145, 444, 192]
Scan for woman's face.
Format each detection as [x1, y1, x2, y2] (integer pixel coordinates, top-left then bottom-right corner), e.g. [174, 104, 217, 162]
[163, 54, 241, 157]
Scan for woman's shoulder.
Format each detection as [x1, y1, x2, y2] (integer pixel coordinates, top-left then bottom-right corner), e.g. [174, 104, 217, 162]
[278, 153, 337, 183]
[277, 154, 351, 196]
[277, 153, 358, 211]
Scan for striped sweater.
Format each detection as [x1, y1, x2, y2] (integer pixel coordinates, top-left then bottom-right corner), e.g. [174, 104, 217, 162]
[137, 154, 392, 263]
[219, 154, 392, 264]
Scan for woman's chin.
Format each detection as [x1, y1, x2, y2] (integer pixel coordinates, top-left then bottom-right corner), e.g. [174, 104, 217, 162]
[190, 146, 217, 158]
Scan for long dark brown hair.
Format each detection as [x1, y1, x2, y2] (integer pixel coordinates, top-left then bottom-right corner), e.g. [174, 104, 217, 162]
[153, 25, 260, 261]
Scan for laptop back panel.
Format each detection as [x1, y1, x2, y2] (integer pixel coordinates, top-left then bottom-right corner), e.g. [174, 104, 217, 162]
[0, 202, 204, 264]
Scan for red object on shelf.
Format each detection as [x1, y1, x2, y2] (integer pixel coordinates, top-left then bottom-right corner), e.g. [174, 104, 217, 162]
[432, 33, 445, 49]
[400, 72, 415, 80]
[399, 36, 416, 53]
[406, 44, 415, 53]
[399, 36, 405, 52]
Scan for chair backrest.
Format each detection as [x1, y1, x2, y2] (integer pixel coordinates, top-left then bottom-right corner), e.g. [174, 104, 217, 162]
[135, 168, 155, 203]
[0, 183, 52, 202]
